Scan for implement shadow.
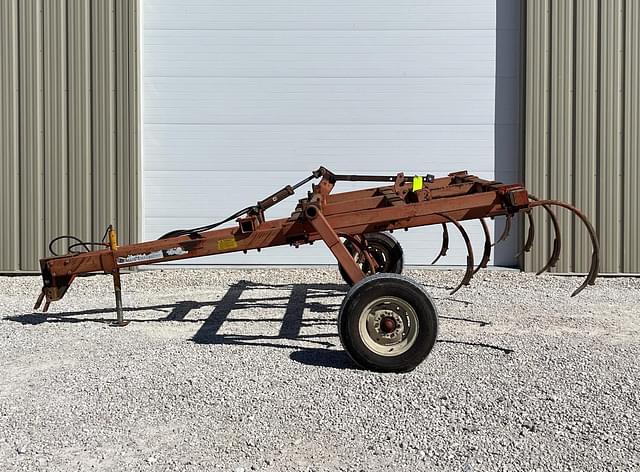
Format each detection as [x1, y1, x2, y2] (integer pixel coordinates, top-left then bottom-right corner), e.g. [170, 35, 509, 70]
[189, 280, 346, 352]
[6, 279, 512, 370]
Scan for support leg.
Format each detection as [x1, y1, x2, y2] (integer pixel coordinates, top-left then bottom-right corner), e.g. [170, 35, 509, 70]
[306, 206, 366, 284]
[107, 225, 129, 326]
[110, 269, 129, 327]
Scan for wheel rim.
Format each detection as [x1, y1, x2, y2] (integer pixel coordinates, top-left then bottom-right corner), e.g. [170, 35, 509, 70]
[353, 241, 390, 274]
[368, 242, 390, 272]
[358, 296, 419, 357]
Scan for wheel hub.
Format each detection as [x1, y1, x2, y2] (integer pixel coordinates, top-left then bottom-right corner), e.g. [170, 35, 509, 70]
[372, 310, 404, 341]
[380, 316, 397, 333]
[360, 298, 418, 357]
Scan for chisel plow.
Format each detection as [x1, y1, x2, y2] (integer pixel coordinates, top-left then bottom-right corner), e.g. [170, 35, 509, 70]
[34, 167, 599, 372]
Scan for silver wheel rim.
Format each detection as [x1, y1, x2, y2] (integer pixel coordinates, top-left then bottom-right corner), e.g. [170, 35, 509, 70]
[358, 296, 419, 357]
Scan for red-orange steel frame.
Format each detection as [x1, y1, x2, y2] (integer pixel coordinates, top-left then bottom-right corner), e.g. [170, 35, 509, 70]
[35, 167, 598, 318]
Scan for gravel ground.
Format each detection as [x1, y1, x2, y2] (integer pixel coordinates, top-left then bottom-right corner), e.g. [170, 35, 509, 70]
[0, 268, 639, 472]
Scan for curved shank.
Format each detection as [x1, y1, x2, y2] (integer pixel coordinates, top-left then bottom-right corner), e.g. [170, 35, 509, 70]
[492, 213, 512, 246]
[516, 210, 536, 258]
[430, 223, 449, 265]
[528, 199, 600, 296]
[474, 217, 492, 274]
[436, 213, 474, 295]
[529, 196, 562, 275]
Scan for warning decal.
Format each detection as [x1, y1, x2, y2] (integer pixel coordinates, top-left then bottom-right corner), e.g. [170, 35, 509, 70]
[412, 175, 423, 192]
[217, 238, 238, 251]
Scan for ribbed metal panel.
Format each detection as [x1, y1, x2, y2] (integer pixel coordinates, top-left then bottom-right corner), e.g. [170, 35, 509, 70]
[624, 0, 640, 272]
[0, 0, 139, 272]
[524, 0, 640, 273]
[574, 0, 599, 273]
[549, 0, 574, 271]
[115, 0, 140, 247]
[91, 0, 117, 242]
[18, 0, 44, 270]
[43, 0, 68, 257]
[0, 0, 20, 269]
[524, 0, 550, 272]
[67, 0, 93, 241]
[599, 0, 624, 273]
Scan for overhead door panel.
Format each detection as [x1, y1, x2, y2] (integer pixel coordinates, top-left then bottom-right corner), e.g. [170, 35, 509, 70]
[143, 0, 515, 265]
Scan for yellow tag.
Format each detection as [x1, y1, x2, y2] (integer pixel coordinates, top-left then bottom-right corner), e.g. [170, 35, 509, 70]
[217, 238, 238, 251]
[412, 175, 423, 192]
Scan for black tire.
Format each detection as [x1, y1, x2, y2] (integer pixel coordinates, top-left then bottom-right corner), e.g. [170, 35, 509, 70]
[338, 232, 404, 285]
[338, 273, 438, 373]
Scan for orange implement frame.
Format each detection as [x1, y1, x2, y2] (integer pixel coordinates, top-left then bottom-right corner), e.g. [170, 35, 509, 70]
[34, 167, 599, 326]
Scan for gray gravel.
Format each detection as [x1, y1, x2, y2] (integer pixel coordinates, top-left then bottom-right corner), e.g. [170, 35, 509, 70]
[1, 268, 639, 472]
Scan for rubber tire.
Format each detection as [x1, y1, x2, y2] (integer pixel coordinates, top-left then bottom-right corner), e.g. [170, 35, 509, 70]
[338, 273, 438, 373]
[338, 232, 404, 285]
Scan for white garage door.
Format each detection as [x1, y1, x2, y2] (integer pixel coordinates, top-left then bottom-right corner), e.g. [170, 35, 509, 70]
[143, 0, 519, 265]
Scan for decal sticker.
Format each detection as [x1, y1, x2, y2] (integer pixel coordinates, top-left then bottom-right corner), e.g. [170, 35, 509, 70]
[117, 251, 164, 265]
[116, 247, 188, 265]
[217, 238, 238, 251]
[164, 247, 188, 257]
[412, 175, 423, 192]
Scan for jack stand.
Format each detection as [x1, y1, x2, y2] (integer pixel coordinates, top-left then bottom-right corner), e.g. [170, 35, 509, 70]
[110, 269, 129, 327]
[107, 225, 129, 327]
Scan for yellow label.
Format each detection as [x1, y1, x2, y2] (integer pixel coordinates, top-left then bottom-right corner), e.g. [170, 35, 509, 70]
[217, 238, 238, 251]
[108, 226, 118, 250]
[412, 175, 423, 192]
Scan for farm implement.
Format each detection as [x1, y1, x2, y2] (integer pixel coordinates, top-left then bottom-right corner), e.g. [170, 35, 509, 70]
[34, 167, 599, 372]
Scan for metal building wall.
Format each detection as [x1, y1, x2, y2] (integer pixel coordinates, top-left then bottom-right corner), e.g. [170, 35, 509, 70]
[524, 0, 640, 273]
[0, 0, 139, 272]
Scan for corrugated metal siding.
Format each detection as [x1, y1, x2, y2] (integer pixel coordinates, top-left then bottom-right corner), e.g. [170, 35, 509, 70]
[549, 0, 574, 271]
[574, 0, 599, 273]
[524, 0, 551, 272]
[0, 0, 20, 269]
[68, 0, 92, 240]
[116, 0, 140, 245]
[524, 0, 640, 273]
[44, 0, 68, 259]
[18, 0, 44, 270]
[624, 0, 640, 272]
[0, 0, 139, 272]
[599, 0, 624, 273]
